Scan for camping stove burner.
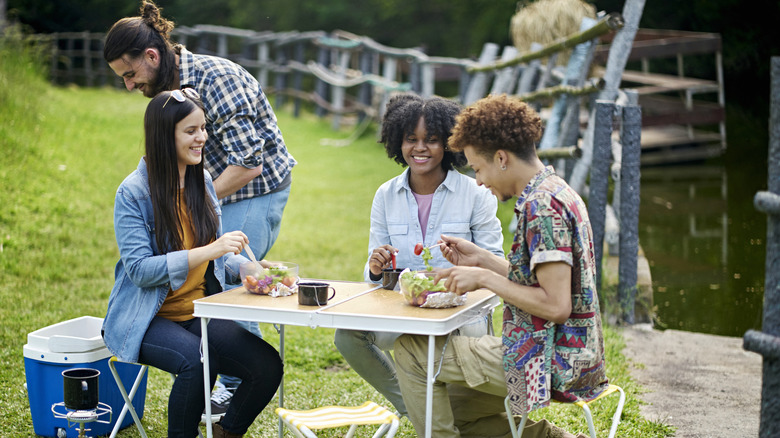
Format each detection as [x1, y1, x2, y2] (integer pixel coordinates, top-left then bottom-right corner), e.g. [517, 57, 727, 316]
[51, 402, 112, 438]
[66, 409, 99, 423]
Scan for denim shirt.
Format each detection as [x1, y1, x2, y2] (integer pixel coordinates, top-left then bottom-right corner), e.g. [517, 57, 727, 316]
[102, 158, 247, 363]
[363, 169, 504, 281]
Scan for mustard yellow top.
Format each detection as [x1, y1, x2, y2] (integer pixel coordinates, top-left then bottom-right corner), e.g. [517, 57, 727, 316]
[157, 192, 209, 321]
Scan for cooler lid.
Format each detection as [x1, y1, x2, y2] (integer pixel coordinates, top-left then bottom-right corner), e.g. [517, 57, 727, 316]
[26, 316, 106, 353]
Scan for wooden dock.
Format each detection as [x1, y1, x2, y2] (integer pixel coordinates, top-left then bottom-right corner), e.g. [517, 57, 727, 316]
[594, 29, 726, 166]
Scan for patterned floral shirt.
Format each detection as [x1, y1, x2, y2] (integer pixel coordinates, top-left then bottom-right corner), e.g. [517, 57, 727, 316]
[179, 48, 296, 205]
[503, 166, 608, 415]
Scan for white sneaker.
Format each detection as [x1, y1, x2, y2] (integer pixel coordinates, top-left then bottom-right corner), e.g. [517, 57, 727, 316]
[201, 380, 233, 423]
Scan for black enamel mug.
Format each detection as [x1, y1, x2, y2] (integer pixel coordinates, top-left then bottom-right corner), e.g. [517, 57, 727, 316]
[382, 268, 404, 290]
[62, 368, 100, 410]
[298, 282, 336, 306]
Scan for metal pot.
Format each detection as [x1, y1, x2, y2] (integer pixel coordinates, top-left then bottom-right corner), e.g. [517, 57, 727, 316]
[62, 368, 100, 411]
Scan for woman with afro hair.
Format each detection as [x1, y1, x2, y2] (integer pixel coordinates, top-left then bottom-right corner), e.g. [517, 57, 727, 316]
[334, 93, 503, 417]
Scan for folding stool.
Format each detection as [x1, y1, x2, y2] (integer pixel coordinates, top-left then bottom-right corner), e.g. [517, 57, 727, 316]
[276, 401, 399, 438]
[506, 384, 626, 438]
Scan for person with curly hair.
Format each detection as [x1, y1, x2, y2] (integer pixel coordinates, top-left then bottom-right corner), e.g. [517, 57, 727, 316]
[393, 94, 608, 437]
[103, 0, 295, 417]
[334, 93, 504, 417]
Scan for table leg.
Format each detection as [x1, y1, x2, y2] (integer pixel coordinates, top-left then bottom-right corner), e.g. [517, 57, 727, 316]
[278, 324, 285, 438]
[201, 317, 212, 438]
[425, 334, 435, 438]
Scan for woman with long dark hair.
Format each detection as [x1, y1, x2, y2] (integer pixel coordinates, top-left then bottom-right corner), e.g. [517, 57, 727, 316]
[102, 89, 282, 438]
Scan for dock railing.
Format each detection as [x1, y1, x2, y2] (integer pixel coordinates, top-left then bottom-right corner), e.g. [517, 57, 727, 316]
[744, 56, 780, 438]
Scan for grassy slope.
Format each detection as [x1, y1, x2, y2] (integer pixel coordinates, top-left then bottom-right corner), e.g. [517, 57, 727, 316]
[0, 38, 673, 437]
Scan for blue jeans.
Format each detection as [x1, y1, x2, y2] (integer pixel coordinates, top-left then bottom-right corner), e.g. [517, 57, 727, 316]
[333, 313, 491, 417]
[219, 185, 291, 389]
[221, 185, 291, 262]
[218, 320, 264, 391]
[138, 316, 283, 438]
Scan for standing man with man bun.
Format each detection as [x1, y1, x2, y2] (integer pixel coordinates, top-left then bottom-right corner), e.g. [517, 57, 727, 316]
[103, 0, 295, 421]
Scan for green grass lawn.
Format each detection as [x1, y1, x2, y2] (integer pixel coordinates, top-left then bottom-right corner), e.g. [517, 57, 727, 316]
[0, 37, 674, 437]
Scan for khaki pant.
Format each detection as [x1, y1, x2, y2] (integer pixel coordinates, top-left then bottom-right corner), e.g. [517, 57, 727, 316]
[394, 333, 571, 438]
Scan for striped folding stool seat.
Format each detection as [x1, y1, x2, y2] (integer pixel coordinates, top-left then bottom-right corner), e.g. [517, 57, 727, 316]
[506, 384, 626, 438]
[275, 401, 399, 438]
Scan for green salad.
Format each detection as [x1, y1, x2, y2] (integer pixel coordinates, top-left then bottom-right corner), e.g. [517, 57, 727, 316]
[400, 270, 446, 297]
[421, 246, 433, 271]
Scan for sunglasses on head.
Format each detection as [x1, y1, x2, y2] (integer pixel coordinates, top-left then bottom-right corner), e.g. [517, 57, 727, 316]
[162, 88, 199, 108]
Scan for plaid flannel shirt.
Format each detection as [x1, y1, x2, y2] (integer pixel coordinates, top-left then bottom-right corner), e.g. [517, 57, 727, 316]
[179, 48, 295, 205]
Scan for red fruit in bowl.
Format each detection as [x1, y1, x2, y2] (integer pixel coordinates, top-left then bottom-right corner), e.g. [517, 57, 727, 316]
[414, 243, 424, 256]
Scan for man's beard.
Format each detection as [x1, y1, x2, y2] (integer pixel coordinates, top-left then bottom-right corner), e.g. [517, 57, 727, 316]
[143, 78, 168, 98]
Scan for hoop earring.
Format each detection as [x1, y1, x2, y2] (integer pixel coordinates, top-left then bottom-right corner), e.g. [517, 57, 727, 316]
[501, 165, 507, 171]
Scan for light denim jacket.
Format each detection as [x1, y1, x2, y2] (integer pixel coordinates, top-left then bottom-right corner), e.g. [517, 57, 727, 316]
[363, 169, 504, 281]
[102, 158, 246, 363]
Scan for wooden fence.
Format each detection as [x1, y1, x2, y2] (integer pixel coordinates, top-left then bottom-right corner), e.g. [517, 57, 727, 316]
[41, 15, 621, 135]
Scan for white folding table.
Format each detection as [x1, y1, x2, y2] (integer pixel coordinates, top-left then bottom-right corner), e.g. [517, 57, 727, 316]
[193, 279, 499, 438]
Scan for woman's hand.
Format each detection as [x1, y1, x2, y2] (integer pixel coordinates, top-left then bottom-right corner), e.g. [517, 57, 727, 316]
[368, 244, 397, 276]
[211, 231, 249, 258]
[189, 231, 249, 269]
[439, 234, 483, 267]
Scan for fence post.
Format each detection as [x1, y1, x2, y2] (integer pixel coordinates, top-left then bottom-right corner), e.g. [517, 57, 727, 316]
[49, 33, 58, 85]
[314, 45, 330, 118]
[489, 46, 519, 95]
[330, 49, 351, 130]
[0, 0, 6, 30]
[744, 56, 780, 438]
[217, 33, 228, 58]
[409, 56, 422, 95]
[515, 42, 542, 95]
[81, 31, 93, 87]
[292, 42, 305, 117]
[256, 41, 270, 88]
[376, 55, 397, 123]
[462, 42, 499, 105]
[274, 43, 288, 110]
[357, 50, 373, 122]
[66, 36, 74, 84]
[420, 62, 435, 98]
[587, 100, 616, 297]
[457, 66, 470, 103]
[618, 104, 641, 324]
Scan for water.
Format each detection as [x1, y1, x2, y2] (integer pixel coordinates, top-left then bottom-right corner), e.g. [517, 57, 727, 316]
[637, 109, 769, 337]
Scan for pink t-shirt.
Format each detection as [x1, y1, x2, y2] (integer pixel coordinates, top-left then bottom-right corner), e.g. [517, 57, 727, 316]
[413, 192, 434, 240]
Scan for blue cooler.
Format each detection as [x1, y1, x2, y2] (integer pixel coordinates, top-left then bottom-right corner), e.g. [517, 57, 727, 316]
[23, 316, 147, 437]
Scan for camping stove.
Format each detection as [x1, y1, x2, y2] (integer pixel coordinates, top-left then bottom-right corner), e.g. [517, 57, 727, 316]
[51, 402, 112, 438]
